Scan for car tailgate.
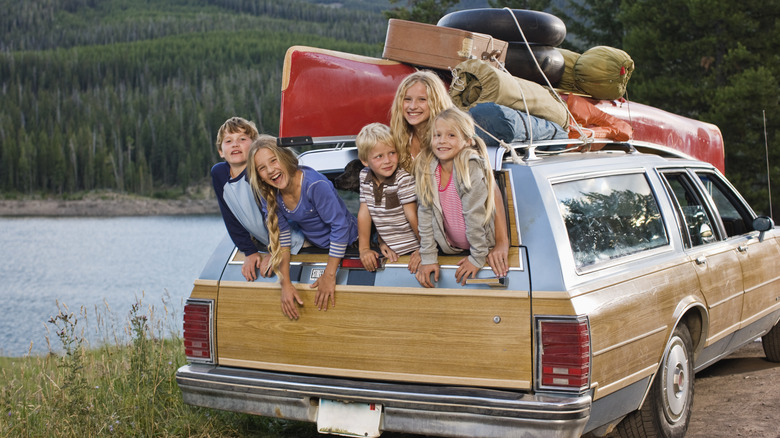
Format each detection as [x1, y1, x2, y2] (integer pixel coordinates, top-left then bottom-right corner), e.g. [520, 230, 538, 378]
[215, 248, 533, 390]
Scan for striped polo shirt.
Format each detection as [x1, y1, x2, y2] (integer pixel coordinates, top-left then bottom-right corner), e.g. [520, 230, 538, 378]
[359, 167, 420, 255]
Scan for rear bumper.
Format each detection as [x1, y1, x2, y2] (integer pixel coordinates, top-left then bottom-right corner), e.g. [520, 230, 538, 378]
[176, 364, 591, 438]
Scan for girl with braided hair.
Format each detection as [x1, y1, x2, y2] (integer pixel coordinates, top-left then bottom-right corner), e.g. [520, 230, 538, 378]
[247, 136, 358, 320]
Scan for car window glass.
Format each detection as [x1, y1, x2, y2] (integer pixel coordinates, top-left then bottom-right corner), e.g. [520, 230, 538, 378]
[696, 172, 754, 237]
[553, 173, 668, 269]
[662, 172, 718, 247]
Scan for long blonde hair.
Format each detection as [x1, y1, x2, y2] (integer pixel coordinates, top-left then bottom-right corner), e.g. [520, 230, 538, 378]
[247, 135, 299, 279]
[415, 108, 495, 226]
[390, 71, 453, 173]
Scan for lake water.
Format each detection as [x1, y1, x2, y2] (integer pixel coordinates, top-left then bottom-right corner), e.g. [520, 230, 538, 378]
[0, 215, 225, 357]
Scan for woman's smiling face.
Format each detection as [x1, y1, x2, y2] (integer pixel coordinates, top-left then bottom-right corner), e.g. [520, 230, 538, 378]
[254, 147, 290, 190]
[402, 81, 431, 128]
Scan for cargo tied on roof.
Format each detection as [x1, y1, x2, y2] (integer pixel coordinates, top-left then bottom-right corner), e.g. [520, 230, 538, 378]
[573, 46, 634, 100]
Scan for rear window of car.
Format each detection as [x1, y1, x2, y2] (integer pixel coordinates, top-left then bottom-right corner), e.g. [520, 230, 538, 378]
[553, 172, 669, 269]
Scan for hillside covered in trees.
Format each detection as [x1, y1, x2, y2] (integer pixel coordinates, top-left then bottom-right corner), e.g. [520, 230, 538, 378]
[2, 0, 778, 218]
[0, 0, 389, 197]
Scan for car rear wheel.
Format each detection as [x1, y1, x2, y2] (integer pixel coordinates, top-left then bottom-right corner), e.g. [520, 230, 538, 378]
[614, 325, 694, 438]
[762, 321, 780, 362]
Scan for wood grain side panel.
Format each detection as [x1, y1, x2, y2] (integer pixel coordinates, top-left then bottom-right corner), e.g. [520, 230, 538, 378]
[216, 283, 532, 389]
[535, 261, 700, 400]
[190, 279, 219, 300]
[691, 249, 743, 345]
[586, 263, 699, 398]
[739, 237, 780, 326]
[500, 170, 521, 247]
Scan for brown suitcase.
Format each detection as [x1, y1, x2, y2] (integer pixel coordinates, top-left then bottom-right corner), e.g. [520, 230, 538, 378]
[383, 19, 508, 71]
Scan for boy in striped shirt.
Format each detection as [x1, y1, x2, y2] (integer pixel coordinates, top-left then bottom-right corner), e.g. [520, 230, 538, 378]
[356, 123, 421, 273]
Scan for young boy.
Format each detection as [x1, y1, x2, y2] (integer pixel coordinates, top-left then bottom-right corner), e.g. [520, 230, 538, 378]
[211, 117, 304, 281]
[355, 123, 421, 273]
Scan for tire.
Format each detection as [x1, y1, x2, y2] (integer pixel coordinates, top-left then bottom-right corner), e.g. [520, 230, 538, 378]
[436, 8, 566, 47]
[614, 325, 694, 438]
[762, 321, 780, 362]
[504, 43, 565, 85]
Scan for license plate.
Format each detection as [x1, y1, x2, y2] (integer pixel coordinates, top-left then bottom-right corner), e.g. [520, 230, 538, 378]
[310, 268, 324, 280]
[316, 399, 382, 437]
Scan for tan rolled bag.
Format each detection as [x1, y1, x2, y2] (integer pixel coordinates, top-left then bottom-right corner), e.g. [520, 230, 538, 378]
[449, 58, 569, 129]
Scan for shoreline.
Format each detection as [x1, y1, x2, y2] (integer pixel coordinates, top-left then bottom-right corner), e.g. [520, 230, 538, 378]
[0, 195, 220, 217]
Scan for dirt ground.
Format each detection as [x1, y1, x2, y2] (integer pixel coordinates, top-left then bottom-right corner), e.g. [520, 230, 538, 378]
[685, 339, 780, 438]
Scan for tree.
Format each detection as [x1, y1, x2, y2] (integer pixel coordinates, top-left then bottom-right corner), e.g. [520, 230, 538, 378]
[620, 0, 780, 216]
[488, 0, 551, 11]
[553, 0, 624, 51]
[384, 0, 459, 23]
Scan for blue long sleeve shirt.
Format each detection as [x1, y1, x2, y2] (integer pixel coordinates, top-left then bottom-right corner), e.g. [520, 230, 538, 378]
[277, 166, 358, 258]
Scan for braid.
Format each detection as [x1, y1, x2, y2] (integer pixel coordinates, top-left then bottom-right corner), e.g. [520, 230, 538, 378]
[247, 135, 299, 282]
[261, 184, 284, 280]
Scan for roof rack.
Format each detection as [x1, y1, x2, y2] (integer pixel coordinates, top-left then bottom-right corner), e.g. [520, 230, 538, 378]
[288, 135, 698, 174]
[490, 138, 695, 168]
[278, 135, 356, 151]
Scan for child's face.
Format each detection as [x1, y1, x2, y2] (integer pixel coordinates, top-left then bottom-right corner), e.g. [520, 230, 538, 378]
[219, 129, 253, 168]
[254, 147, 291, 190]
[362, 141, 398, 184]
[402, 82, 431, 128]
[432, 119, 469, 164]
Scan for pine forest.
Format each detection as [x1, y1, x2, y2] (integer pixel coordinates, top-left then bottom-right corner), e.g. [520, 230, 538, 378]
[1, 0, 778, 218]
[0, 0, 388, 196]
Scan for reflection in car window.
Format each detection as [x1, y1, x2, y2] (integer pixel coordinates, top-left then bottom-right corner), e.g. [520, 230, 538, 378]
[662, 172, 718, 247]
[554, 173, 668, 269]
[696, 172, 754, 237]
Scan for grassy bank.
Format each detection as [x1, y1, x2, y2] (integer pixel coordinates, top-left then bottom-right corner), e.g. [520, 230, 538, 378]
[0, 298, 318, 437]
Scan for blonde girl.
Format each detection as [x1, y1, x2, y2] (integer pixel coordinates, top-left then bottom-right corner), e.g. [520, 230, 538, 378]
[390, 70, 453, 173]
[247, 137, 358, 320]
[415, 108, 496, 288]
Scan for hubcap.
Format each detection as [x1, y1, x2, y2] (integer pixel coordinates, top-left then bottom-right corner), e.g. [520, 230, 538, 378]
[662, 337, 689, 422]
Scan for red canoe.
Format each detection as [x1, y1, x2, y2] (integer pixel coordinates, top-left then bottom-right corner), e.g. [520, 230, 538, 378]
[280, 46, 415, 138]
[279, 46, 724, 172]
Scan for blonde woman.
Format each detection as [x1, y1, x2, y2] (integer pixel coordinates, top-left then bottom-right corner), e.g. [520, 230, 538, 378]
[247, 136, 358, 320]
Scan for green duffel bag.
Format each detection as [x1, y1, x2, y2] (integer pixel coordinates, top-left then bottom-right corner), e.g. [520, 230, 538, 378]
[574, 46, 634, 100]
[555, 47, 582, 92]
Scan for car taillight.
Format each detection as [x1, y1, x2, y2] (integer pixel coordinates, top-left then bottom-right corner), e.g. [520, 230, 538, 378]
[340, 258, 366, 269]
[183, 299, 214, 363]
[536, 316, 591, 392]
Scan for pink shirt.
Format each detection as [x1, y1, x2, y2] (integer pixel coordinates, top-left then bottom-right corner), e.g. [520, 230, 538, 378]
[436, 164, 469, 250]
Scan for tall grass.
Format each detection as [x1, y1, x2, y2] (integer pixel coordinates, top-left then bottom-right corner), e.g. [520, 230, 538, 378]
[0, 294, 320, 437]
